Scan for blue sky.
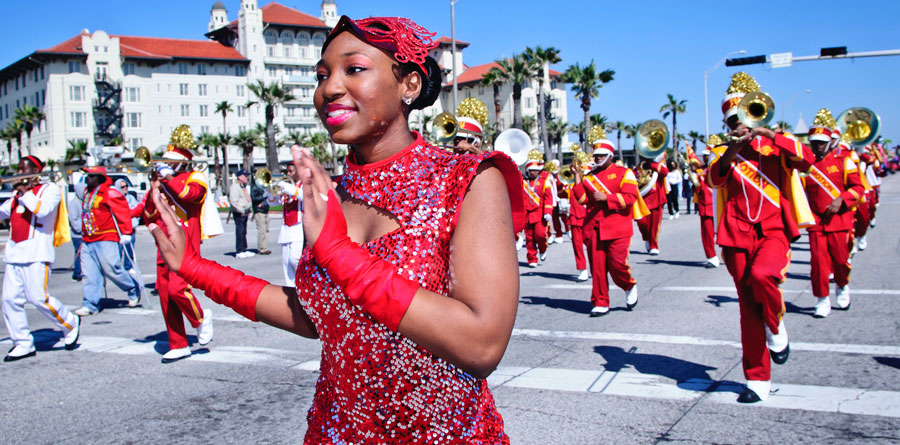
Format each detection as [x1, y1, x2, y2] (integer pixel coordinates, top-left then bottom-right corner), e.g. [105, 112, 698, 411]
[4, 0, 899, 144]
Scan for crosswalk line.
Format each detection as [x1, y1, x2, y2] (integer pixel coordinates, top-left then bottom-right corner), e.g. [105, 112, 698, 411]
[543, 284, 900, 295]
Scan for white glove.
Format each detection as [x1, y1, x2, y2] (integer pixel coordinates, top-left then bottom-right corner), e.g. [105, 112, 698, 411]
[156, 163, 174, 178]
[277, 181, 299, 197]
[543, 214, 552, 224]
[119, 234, 132, 245]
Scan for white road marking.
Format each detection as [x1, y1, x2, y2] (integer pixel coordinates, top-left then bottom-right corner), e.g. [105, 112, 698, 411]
[544, 284, 900, 296]
[511, 328, 900, 356]
[8, 334, 896, 419]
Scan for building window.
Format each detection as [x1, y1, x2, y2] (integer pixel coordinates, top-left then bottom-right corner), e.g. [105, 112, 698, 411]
[236, 85, 245, 97]
[200, 125, 209, 134]
[286, 106, 295, 117]
[180, 105, 190, 117]
[198, 84, 207, 96]
[40, 66, 45, 80]
[268, 46, 275, 57]
[177, 63, 188, 74]
[69, 85, 85, 101]
[237, 106, 246, 117]
[125, 112, 142, 128]
[198, 64, 207, 75]
[526, 98, 534, 108]
[179, 83, 189, 96]
[553, 98, 560, 108]
[199, 104, 209, 117]
[550, 81, 557, 90]
[283, 47, 291, 58]
[68, 61, 80, 73]
[299, 48, 307, 59]
[71, 112, 87, 128]
[129, 138, 143, 148]
[123, 63, 135, 75]
[268, 66, 277, 77]
[124, 87, 140, 103]
[235, 66, 245, 76]
[95, 62, 108, 80]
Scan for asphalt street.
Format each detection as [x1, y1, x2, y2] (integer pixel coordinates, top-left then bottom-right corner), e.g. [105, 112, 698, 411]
[1, 178, 899, 444]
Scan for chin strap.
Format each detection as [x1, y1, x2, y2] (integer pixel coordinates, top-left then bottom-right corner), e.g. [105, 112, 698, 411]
[177, 250, 269, 322]
[311, 190, 420, 331]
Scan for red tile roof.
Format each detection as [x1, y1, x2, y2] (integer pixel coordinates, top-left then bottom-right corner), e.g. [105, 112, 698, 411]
[437, 36, 469, 48]
[227, 2, 328, 28]
[37, 33, 247, 62]
[448, 61, 561, 87]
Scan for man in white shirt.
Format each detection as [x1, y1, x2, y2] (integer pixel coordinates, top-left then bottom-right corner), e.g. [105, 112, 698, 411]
[0, 156, 80, 361]
[275, 162, 304, 286]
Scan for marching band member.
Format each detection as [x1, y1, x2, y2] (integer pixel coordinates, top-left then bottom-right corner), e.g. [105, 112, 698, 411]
[138, 125, 220, 363]
[74, 166, 142, 316]
[803, 110, 864, 317]
[697, 136, 720, 268]
[523, 150, 553, 267]
[453, 97, 488, 156]
[708, 72, 814, 403]
[636, 154, 668, 255]
[855, 143, 882, 250]
[567, 151, 591, 281]
[547, 159, 568, 244]
[0, 156, 79, 361]
[572, 137, 646, 316]
[275, 159, 304, 286]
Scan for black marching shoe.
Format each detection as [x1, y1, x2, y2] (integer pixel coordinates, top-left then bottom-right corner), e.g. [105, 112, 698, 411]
[737, 387, 762, 404]
[770, 344, 790, 365]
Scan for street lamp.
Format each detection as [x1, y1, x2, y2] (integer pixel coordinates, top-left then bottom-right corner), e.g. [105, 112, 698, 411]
[782, 89, 812, 126]
[704, 50, 746, 139]
[450, 0, 459, 112]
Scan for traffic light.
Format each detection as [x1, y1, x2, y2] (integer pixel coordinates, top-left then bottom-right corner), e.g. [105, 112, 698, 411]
[725, 55, 767, 67]
[820, 46, 847, 57]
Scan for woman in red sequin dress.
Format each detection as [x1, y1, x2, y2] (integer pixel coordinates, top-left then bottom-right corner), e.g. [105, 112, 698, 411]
[148, 15, 524, 444]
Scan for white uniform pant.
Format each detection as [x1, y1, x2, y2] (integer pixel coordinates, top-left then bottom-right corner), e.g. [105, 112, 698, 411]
[282, 240, 304, 287]
[2, 262, 77, 348]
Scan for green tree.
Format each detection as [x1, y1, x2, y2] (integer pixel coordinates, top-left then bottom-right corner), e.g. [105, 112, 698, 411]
[247, 80, 296, 172]
[524, 46, 562, 159]
[64, 139, 89, 165]
[233, 129, 262, 173]
[687, 130, 705, 159]
[590, 113, 608, 129]
[569, 121, 585, 145]
[306, 132, 334, 171]
[547, 119, 568, 152]
[489, 54, 535, 130]
[215, 101, 233, 191]
[561, 61, 615, 146]
[624, 122, 641, 166]
[1, 126, 18, 163]
[284, 130, 308, 148]
[480, 69, 504, 129]
[522, 116, 537, 142]
[609, 121, 628, 163]
[14, 105, 45, 156]
[774, 120, 792, 133]
[660, 94, 687, 163]
[197, 133, 220, 191]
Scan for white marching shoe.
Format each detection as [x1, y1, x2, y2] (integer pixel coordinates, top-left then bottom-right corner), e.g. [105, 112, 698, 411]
[668, 214, 675, 220]
[576, 269, 589, 282]
[648, 248, 660, 256]
[589, 306, 609, 317]
[836, 285, 851, 310]
[738, 380, 771, 403]
[765, 320, 790, 365]
[161, 347, 191, 364]
[4, 343, 36, 362]
[869, 218, 876, 228]
[705, 256, 720, 268]
[857, 235, 868, 251]
[64, 316, 81, 350]
[539, 251, 548, 262]
[813, 296, 831, 318]
[527, 262, 538, 268]
[197, 311, 214, 346]
[554, 236, 564, 244]
[675, 212, 680, 219]
[625, 285, 638, 310]
[515, 237, 524, 251]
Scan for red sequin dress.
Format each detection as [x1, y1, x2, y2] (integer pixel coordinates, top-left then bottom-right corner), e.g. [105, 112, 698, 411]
[296, 133, 512, 444]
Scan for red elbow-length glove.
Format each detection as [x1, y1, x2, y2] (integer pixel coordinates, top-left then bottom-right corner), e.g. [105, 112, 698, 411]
[311, 190, 420, 331]
[177, 252, 269, 322]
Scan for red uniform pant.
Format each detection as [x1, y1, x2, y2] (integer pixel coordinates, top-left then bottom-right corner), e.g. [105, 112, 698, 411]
[722, 233, 790, 382]
[808, 230, 851, 297]
[552, 207, 568, 238]
[524, 220, 548, 264]
[156, 262, 205, 350]
[700, 216, 716, 259]
[570, 225, 587, 271]
[636, 206, 663, 250]
[584, 231, 636, 308]
[854, 201, 871, 238]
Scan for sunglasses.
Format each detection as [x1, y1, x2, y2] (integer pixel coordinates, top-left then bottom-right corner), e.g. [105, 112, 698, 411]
[453, 136, 478, 144]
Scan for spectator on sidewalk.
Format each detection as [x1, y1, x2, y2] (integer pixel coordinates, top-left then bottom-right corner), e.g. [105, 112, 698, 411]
[68, 182, 86, 281]
[228, 170, 253, 258]
[250, 176, 272, 255]
[666, 160, 682, 219]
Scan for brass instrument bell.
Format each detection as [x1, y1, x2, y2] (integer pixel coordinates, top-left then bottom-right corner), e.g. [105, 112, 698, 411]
[836, 107, 881, 148]
[558, 165, 576, 185]
[736, 91, 775, 129]
[133, 146, 202, 172]
[635, 119, 670, 160]
[431, 112, 458, 144]
[254, 168, 294, 195]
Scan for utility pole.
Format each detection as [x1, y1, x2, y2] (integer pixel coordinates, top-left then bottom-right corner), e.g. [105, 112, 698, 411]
[450, 0, 459, 112]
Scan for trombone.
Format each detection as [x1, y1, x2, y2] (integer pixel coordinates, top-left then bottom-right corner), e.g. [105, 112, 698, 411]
[0, 171, 59, 186]
[254, 168, 295, 195]
[132, 146, 205, 172]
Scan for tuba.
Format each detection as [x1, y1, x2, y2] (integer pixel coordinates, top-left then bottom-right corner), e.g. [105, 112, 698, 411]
[736, 91, 775, 129]
[836, 107, 880, 148]
[635, 119, 669, 160]
[494, 128, 532, 166]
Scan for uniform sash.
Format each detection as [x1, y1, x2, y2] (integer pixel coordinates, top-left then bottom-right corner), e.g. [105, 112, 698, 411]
[523, 179, 541, 207]
[734, 153, 781, 207]
[807, 164, 841, 199]
[582, 172, 649, 220]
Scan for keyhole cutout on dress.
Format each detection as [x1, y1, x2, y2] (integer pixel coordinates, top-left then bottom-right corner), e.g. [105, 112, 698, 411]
[338, 189, 401, 245]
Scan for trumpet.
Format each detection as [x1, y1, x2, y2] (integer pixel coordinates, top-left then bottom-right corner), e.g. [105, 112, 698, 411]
[133, 146, 205, 172]
[0, 171, 59, 185]
[254, 168, 295, 195]
[736, 91, 775, 129]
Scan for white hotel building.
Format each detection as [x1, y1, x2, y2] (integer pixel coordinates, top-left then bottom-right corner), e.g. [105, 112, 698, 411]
[0, 0, 567, 172]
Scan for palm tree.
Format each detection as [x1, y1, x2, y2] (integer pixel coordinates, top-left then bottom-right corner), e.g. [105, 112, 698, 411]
[569, 122, 585, 145]
[522, 116, 537, 141]
[547, 119, 568, 152]
[687, 130, 705, 159]
[247, 80, 296, 172]
[6, 120, 25, 160]
[659, 94, 687, 163]
[284, 130, 308, 148]
[524, 46, 562, 159]
[562, 61, 615, 145]
[197, 133, 220, 191]
[215, 101, 233, 188]
[489, 54, 535, 130]
[306, 132, 332, 170]
[480, 69, 504, 128]
[215, 132, 233, 192]
[590, 113, 608, 129]
[1, 126, 17, 164]
[774, 120, 792, 133]
[233, 129, 262, 173]
[14, 105, 45, 156]
[64, 139, 89, 165]
[625, 122, 641, 166]
[609, 121, 628, 162]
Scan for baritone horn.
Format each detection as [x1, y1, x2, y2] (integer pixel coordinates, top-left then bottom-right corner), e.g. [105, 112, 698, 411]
[736, 91, 775, 129]
[558, 165, 576, 185]
[836, 107, 880, 148]
[133, 146, 204, 172]
[254, 168, 294, 195]
[431, 112, 458, 145]
[635, 119, 669, 160]
[493, 128, 532, 166]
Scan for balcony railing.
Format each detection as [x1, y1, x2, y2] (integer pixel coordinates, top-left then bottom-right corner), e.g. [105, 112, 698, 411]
[281, 74, 317, 85]
[282, 115, 318, 124]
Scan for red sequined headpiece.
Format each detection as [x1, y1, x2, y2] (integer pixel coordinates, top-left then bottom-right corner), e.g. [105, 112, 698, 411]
[324, 16, 438, 75]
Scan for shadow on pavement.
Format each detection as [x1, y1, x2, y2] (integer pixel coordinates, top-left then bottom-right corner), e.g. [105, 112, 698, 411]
[704, 295, 738, 307]
[785, 301, 814, 316]
[786, 272, 809, 281]
[134, 331, 171, 355]
[519, 271, 582, 281]
[874, 356, 900, 370]
[593, 345, 718, 382]
[644, 259, 708, 269]
[520, 295, 592, 314]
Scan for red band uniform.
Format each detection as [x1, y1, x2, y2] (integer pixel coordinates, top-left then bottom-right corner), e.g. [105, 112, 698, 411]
[522, 156, 553, 265]
[636, 160, 668, 253]
[696, 139, 719, 266]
